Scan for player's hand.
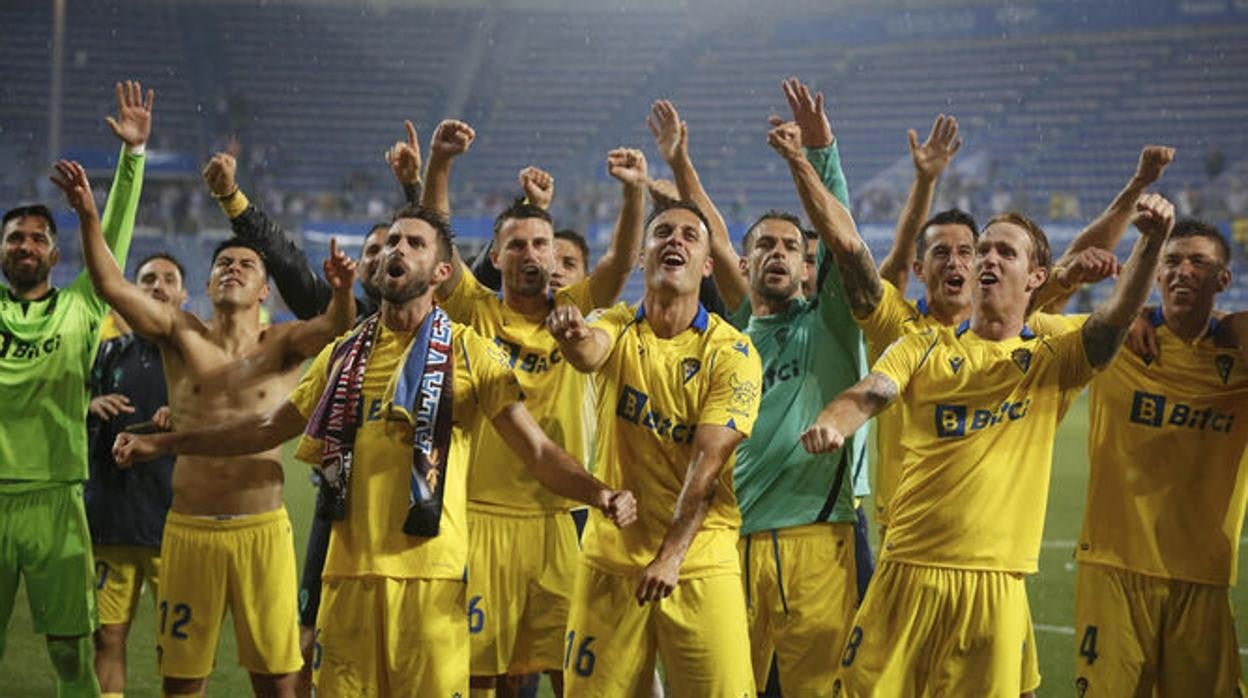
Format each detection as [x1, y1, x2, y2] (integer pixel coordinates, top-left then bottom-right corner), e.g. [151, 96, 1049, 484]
[780, 76, 833, 148]
[105, 80, 154, 148]
[646, 178, 681, 207]
[800, 422, 845, 454]
[49, 160, 97, 217]
[546, 305, 591, 343]
[597, 489, 637, 527]
[909, 113, 962, 181]
[429, 119, 475, 159]
[767, 121, 804, 162]
[1056, 247, 1120, 288]
[607, 148, 648, 188]
[385, 120, 422, 186]
[635, 555, 680, 605]
[323, 238, 357, 290]
[1134, 145, 1175, 186]
[151, 406, 174, 431]
[646, 100, 688, 165]
[202, 153, 238, 198]
[1124, 307, 1161, 363]
[112, 432, 166, 469]
[1133, 193, 1175, 241]
[89, 394, 135, 421]
[518, 166, 554, 209]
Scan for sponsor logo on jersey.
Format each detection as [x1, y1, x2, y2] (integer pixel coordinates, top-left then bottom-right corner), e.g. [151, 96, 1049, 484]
[0, 330, 63, 360]
[615, 384, 696, 443]
[1129, 390, 1236, 433]
[493, 336, 562, 374]
[762, 357, 801, 391]
[935, 399, 1031, 437]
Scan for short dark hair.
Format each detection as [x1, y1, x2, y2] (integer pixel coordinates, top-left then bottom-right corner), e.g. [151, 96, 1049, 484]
[493, 197, 553, 239]
[554, 228, 590, 272]
[984, 212, 1052, 271]
[211, 237, 268, 273]
[1170, 218, 1231, 264]
[742, 210, 804, 252]
[802, 228, 818, 241]
[916, 208, 978, 261]
[134, 252, 186, 284]
[391, 204, 455, 263]
[2, 204, 57, 237]
[644, 200, 713, 238]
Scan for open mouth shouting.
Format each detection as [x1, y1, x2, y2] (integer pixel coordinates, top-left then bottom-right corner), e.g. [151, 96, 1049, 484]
[978, 271, 999, 289]
[660, 248, 687, 271]
[943, 272, 966, 295]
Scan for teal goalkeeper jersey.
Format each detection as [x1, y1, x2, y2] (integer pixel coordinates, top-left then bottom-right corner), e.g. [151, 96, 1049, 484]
[0, 148, 144, 483]
[731, 143, 870, 533]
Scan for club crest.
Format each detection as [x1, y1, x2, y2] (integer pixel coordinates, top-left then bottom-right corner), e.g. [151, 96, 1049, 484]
[681, 357, 702, 383]
[1216, 354, 1234, 385]
[949, 356, 964, 374]
[1011, 348, 1032, 374]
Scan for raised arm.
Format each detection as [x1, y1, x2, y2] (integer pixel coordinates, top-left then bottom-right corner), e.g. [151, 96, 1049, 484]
[491, 403, 636, 526]
[52, 161, 179, 339]
[423, 120, 475, 299]
[281, 238, 357, 360]
[547, 304, 613, 373]
[769, 122, 883, 318]
[113, 400, 307, 467]
[385, 119, 424, 206]
[99, 80, 152, 267]
[801, 372, 899, 454]
[1041, 145, 1175, 312]
[588, 149, 647, 306]
[879, 114, 962, 289]
[205, 153, 345, 320]
[1080, 194, 1174, 368]
[635, 424, 742, 603]
[648, 100, 748, 311]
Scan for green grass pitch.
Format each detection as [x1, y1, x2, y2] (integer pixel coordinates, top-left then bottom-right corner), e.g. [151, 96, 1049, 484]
[3, 395, 1245, 694]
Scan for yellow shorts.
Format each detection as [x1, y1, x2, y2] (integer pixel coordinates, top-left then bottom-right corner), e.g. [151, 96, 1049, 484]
[93, 545, 160, 626]
[467, 506, 578, 676]
[740, 522, 857, 697]
[313, 576, 468, 697]
[563, 561, 754, 697]
[833, 561, 1031, 697]
[1022, 600, 1041, 693]
[1074, 562, 1245, 696]
[157, 508, 301, 679]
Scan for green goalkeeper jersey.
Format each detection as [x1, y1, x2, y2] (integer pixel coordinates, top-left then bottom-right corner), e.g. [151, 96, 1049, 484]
[0, 148, 144, 484]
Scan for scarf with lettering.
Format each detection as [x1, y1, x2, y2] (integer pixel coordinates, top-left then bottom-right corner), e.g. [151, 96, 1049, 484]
[302, 307, 455, 537]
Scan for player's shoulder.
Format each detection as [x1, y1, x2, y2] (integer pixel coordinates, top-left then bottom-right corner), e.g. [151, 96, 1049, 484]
[452, 321, 510, 370]
[704, 312, 760, 365]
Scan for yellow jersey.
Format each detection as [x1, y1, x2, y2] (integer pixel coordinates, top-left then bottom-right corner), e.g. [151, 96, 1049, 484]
[1079, 310, 1248, 586]
[290, 321, 522, 580]
[441, 266, 597, 512]
[856, 281, 947, 527]
[581, 302, 763, 579]
[872, 320, 1094, 573]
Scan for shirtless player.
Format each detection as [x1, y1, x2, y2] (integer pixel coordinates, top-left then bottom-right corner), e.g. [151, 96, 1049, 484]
[51, 160, 355, 697]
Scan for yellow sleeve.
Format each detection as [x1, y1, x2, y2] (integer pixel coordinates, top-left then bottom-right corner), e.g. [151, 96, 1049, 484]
[588, 302, 637, 343]
[461, 327, 525, 420]
[698, 335, 763, 437]
[1039, 327, 1096, 392]
[857, 280, 919, 354]
[290, 341, 337, 420]
[441, 263, 492, 323]
[290, 341, 338, 464]
[219, 189, 251, 219]
[555, 277, 597, 314]
[871, 331, 937, 396]
[1028, 311, 1089, 337]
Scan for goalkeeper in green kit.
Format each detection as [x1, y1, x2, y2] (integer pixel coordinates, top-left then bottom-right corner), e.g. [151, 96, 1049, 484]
[0, 80, 151, 697]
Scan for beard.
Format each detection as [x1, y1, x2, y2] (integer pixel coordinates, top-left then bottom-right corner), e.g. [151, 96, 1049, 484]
[2, 254, 52, 293]
[380, 270, 432, 305]
[754, 273, 800, 304]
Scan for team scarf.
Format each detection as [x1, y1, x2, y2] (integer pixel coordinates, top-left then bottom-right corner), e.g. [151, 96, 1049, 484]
[303, 307, 455, 537]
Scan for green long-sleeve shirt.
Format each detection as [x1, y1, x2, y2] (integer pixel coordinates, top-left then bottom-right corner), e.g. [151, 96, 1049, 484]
[0, 147, 145, 485]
